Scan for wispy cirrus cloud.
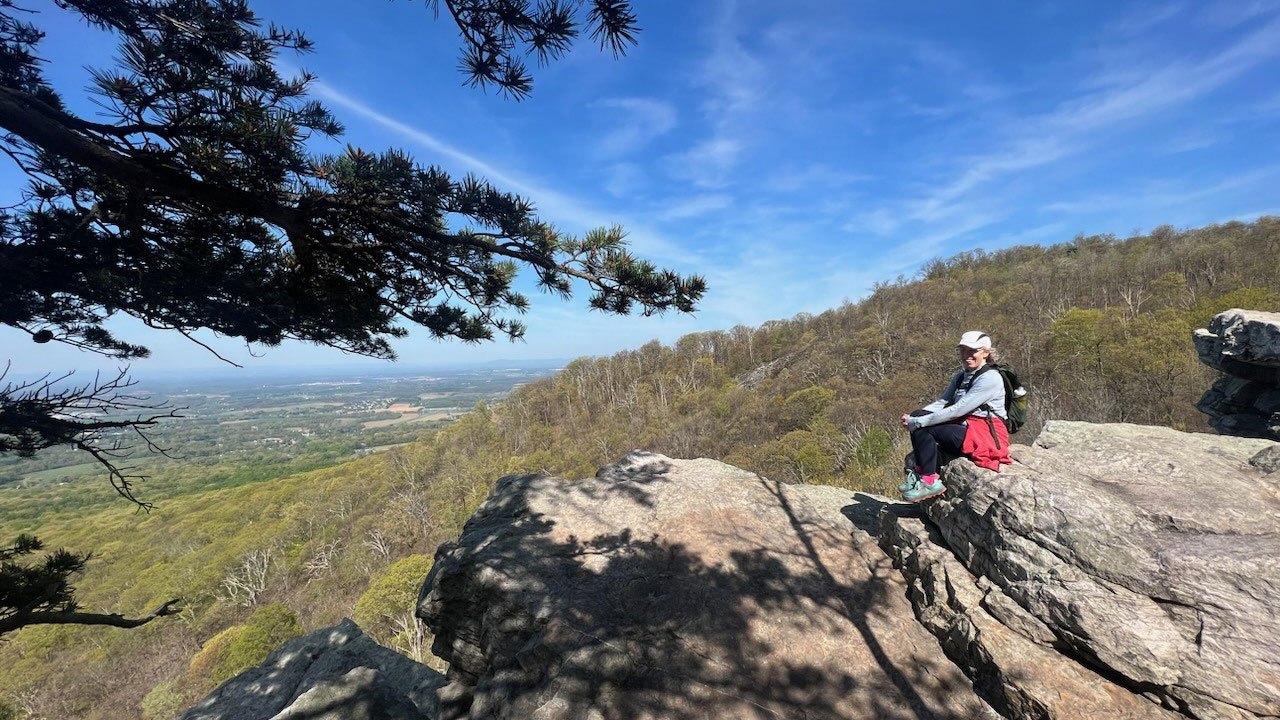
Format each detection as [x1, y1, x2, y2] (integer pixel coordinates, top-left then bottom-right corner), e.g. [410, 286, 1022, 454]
[591, 98, 677, 157]
[1104, 3, 1187, 36]
[601, 162, 645, 198]
[1042, 167, 1280, 217]
[1197, 0, 1280, 28]
[767, 164, 872, 194]
[311, 81, 701, 269]
[658, 193, 733, 221]
[852, 10, 1280, 255]
[664, 138, 744, 189]
[662, 0, 765, 189]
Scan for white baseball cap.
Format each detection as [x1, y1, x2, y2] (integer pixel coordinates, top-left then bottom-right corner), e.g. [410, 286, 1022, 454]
[956, 331, 992, 350]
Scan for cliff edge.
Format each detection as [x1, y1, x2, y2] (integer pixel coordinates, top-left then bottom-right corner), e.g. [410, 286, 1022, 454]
[415, 421, 1279, 719]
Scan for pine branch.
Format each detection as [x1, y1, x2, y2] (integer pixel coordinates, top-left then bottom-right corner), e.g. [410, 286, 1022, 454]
[0, 598, 182, 634]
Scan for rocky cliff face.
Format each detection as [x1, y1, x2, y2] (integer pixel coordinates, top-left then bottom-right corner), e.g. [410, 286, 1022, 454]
[186, 430, 1279, 720]
[414, 421, 1280, 720]
[881, 421, 1278, 720]
[1196, 309, 1280, 440]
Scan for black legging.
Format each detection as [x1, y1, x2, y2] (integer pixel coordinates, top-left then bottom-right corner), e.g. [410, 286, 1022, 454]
[909, 410, 966, 475]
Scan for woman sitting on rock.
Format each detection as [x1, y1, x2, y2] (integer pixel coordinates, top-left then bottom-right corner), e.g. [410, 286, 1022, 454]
[899, 331, 1012, 502]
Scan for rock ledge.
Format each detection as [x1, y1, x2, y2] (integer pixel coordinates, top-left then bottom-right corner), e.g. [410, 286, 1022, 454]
[879, 421, 1279, 720]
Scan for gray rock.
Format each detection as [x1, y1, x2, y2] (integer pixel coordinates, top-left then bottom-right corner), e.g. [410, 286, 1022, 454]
[419, 451, 1000, 720]
[1197, 377, 1268, 417]
[1251, 445, 1280, 474]
[181, 619, 442, 720]
[878, 509, 1182, 720]
[1255, 388, 1280, 415]
[735, 352, 797, 389]
[1195, 310, 1280, 440]
[1194, 308, 1280, 375]
[272, 667, 425, 720]
[917, 421, 1280, 719]
[1209, 412, 1274, 438]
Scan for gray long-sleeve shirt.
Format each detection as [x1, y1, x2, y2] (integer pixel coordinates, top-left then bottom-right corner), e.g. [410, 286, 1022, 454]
[908, 366, 1007, 430]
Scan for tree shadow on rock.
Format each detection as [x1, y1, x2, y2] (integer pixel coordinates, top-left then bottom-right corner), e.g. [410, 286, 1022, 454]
[420, 461, 991, 720]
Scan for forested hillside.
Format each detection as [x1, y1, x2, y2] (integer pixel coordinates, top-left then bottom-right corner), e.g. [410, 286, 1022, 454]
[1, 218, 1276, 719]
[487, 218, 1278, 489]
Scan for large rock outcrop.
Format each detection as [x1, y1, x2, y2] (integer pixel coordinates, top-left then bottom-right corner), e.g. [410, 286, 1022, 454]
[1195, 309, 1280, 439]
[417, 452, 1000, 719]
[187, 424, 1280, 718]
[180, 619, 443, 720]
[882, 421, 1279, 720]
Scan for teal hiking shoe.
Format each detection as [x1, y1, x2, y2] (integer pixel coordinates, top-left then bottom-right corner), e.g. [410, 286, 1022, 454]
[902, 476, 946, 503]
[899, 466, 921, 494]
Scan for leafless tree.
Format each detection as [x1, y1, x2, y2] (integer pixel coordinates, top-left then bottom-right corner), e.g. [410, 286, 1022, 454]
[363, 529, 394, 564]
[833, 422, 871, 473]
[1119, 286, 1149, 319]
[391, 611, 429, 664]
[303, 539, 344, 580]
[221, 547, 275, 606]
[328, 496, 355, 521]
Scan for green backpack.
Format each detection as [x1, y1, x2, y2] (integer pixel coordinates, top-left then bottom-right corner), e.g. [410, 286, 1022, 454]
[960, 362, 1028, 434]
[987, 363, 1028, 434]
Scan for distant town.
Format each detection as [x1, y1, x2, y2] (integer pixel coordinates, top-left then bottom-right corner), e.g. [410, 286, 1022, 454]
[0, 363, 563, 489]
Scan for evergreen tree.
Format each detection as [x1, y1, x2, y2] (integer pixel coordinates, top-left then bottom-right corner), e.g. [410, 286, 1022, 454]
[0, 0, 699, 633]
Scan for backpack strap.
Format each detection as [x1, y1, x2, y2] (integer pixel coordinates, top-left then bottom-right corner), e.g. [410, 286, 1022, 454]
[977, 363, 1005, 448]
[961, 364, 1003, 448]
[984, 414, 1002, 449]
[964, 363, 993, 391]
[944, 364, 993, 409]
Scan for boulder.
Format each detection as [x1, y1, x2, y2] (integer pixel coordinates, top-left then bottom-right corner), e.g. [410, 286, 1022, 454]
[181, 619, 443, 720]
[894, 421, 1280, 720]
[1193, 308, 1280, 376]
[1195, 310, 1280, 439]
[1196, 377, 1268, 417]
[418, 451, 1000, 719]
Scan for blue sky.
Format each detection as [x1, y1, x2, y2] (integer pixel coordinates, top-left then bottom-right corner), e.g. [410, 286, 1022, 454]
[5, 0, 1280, 377]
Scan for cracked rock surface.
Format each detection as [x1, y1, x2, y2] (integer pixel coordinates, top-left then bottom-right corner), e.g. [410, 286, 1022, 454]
[894, 421, 1279, 719]
[418, 451, 999, 720]
[878, 508, 1183, 720]
[192, 420, 1280, 719]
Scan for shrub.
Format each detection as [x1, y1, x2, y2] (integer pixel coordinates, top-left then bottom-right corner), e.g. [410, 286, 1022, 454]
[184, 603, 302, 693]
[185, 624, 245, 694]
[218, 604, 302, 684]
[353, 554, 434, 642]
[781, 386, 836, 430]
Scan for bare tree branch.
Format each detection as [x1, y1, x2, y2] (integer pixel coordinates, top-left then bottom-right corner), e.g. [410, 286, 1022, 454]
[0, 598, 182, 634]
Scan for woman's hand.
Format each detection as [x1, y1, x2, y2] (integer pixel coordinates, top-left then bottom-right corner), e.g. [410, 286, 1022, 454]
[901, 413, 911, 428]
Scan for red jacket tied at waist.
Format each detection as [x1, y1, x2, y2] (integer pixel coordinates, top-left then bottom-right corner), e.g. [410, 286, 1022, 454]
[962, 415, 1012, 471]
